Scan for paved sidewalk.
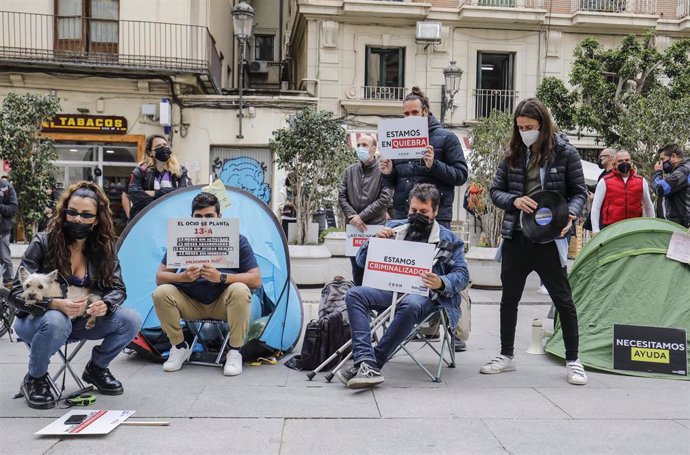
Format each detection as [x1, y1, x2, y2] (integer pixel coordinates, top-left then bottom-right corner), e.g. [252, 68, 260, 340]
[1, 273, 688, 454]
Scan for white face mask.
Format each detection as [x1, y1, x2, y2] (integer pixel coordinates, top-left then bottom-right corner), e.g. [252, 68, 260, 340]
[356, 147, 371, 162]
[519, 129, 540, 148]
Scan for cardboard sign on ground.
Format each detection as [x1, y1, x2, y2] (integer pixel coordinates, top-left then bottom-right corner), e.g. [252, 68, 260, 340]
[166, 218, 240, 269]
[378, 116, 429, 160]
[362, 237, 434, 296]
[36, 410, 135, 436]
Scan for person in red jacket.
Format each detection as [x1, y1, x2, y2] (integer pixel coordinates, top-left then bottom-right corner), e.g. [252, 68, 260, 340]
[590, 150, 654, 233]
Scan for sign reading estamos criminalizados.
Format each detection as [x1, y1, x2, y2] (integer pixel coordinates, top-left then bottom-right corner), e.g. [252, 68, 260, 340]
[362, 237, 434, 296]
[42, 114, 127, 134]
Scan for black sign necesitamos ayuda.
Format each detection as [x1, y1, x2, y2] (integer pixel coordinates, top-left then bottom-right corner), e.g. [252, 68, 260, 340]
[42, 114, 127, 134]
[613, 324, 687, 376]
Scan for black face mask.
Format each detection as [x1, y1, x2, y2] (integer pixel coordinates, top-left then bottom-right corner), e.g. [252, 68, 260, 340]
[64, 221, 94, 240]
[662, 160, 674, 174]
[154, 146, 172, 162]
[597, 157, 606, 169]
[407, 212, 433, 233]
[617, 162, 632, 174]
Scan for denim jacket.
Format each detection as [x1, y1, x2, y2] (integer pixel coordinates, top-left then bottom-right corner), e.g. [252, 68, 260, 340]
[355, 219, 470, 327]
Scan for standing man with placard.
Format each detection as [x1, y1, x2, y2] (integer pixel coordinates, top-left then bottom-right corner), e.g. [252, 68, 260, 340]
[152, 192, 261, 376]
[378, 87, 468, 229]
[338, 134, 392, 285]
[338, 184, 469, 389]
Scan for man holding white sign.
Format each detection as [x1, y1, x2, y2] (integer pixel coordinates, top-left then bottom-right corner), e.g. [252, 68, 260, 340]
[152, 193, 261, 376]
[378, 87, 468, 229]
[338, 133, 392, 285]
[339, 184, 469, 389]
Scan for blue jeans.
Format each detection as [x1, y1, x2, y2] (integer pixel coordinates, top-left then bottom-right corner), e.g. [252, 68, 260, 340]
[14, 308, 140, 378]
[345, 286, 436, 369]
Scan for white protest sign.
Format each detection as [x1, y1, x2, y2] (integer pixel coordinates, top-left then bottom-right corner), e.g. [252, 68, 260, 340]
[36, 410, 135, 435]
[378, 116, 429, 160]
[362, 237, 435, 296]
[202, 178, 232, 213]
[167, 218, 240, 268]
[346, 224, 383, 257]
[666, 232, 690, 264]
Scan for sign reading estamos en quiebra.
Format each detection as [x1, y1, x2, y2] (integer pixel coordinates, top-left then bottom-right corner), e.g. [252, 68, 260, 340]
[42, 114, 127, 134]
[613, 324, 687, 376]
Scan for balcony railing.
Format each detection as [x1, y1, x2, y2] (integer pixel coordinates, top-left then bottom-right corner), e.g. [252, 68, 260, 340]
[571, 0, 657, 14]
[362, 86, 407, 100]
[460, 0, 545, 7]
[473, 89, 519, 119]
[678, 0, 690, 17]
[0, 11, 221, 93]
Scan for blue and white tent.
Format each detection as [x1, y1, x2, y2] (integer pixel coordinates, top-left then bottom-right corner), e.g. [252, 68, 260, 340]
[116, 185, 302, 360]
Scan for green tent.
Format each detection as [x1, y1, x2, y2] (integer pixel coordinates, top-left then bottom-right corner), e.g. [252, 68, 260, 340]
[545, 218, 690, 380]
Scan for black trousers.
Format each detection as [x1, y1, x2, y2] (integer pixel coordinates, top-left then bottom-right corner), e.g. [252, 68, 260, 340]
[349, 257, 364, 287]
[499, 231, 579, 361]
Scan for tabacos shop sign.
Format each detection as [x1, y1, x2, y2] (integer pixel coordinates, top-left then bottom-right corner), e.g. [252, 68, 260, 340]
[42, 114, 127, 134]
[613, 324, 687, 376]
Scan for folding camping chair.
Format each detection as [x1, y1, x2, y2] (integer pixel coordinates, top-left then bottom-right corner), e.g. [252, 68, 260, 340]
[182, 319, 231, 367]
[307, 239, 458, 383]
[15, 338, 94, 401]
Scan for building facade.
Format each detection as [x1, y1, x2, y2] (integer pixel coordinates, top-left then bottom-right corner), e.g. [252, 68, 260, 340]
[2, 0, 690, 229]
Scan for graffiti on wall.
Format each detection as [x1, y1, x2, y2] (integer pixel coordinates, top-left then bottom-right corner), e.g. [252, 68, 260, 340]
[213, 157, 271, 205]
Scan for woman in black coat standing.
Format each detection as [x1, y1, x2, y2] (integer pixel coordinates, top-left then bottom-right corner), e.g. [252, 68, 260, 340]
[480, 98, 588, 385]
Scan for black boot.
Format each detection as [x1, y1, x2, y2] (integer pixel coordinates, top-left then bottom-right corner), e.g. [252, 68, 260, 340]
[21, 374, 55, 409]
[82, 361, 123, 395]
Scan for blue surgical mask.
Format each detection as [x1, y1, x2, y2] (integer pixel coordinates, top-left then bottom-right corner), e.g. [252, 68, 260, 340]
[356, 147, 371, 162]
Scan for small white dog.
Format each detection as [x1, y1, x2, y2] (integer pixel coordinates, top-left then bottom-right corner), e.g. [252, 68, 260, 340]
[18, 267, 101, 329]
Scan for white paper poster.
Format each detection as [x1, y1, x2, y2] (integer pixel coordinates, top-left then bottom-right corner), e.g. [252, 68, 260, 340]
[362, 237, 435, 296]
[166, 218, 240, 268]
[378, 116, 429, 160]
[666, 232, 690, 264]
[345, 224, 383, 257]
[36, 410, 135, 436]
[201, 178, 232, 212]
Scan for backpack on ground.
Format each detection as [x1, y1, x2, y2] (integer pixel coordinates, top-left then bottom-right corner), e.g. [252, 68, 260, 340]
[285, 276, 354, 371]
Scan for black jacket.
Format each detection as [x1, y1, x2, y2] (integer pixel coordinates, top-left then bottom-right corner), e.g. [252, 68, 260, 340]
[652, 159, 690, 228]
[128, 163, 191, 220]
[0, 180, 18, 235]
[491, 133, 587, 239]
[383, 114, 468, 222]
[9, 233, 127, 319]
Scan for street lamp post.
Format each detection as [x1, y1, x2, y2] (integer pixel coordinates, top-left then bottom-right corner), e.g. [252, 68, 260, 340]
[232, 0, 255, 139]
[440, 61, 463, 127]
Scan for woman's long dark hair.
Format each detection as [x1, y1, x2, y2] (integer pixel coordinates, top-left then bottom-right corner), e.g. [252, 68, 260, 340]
[46, 181, 118, 287]
[506, 98, 556, 169]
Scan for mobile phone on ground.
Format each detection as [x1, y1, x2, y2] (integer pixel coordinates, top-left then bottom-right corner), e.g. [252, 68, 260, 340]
[64, 414, 87, 425]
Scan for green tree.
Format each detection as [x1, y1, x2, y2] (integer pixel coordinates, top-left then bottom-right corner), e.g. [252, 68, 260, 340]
[537, 32, 690, 177]
[0, 92, 60, 239]
[468, 110, 512, 248]
[269, 107, 353, 244]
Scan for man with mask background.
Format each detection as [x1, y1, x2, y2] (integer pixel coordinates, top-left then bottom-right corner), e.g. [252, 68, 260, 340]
[337, 184, 469, 389]
[338, 134, 392, 285]
[583, 148, 615, 233]
[591, 150, 654, 233]
[652, 144, 690, 228]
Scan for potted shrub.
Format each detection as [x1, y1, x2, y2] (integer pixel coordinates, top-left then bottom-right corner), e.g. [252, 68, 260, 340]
[465, 110, 512, 288]
[269, 107, 353, 286]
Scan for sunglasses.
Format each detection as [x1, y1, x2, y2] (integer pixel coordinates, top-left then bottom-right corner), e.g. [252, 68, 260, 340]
[64, 208, 97, 219]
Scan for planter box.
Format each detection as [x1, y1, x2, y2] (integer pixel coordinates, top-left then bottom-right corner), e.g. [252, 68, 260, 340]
[465, 246, 502, 289]
[289, 244, 332, 287]
[323, 231, 346, 257]
[287, 222, 319, 245]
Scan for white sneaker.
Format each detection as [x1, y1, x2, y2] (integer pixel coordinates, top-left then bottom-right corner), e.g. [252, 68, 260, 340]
[163, 344, 191, 372]
[538, 285, 549, 295]
[479, 355, 516, 374]
[566, 359, 588, 385]
[223, 350, 243, 376]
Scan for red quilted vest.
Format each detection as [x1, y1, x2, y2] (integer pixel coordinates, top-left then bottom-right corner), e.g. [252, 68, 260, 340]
[601, 168, 643, 226]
